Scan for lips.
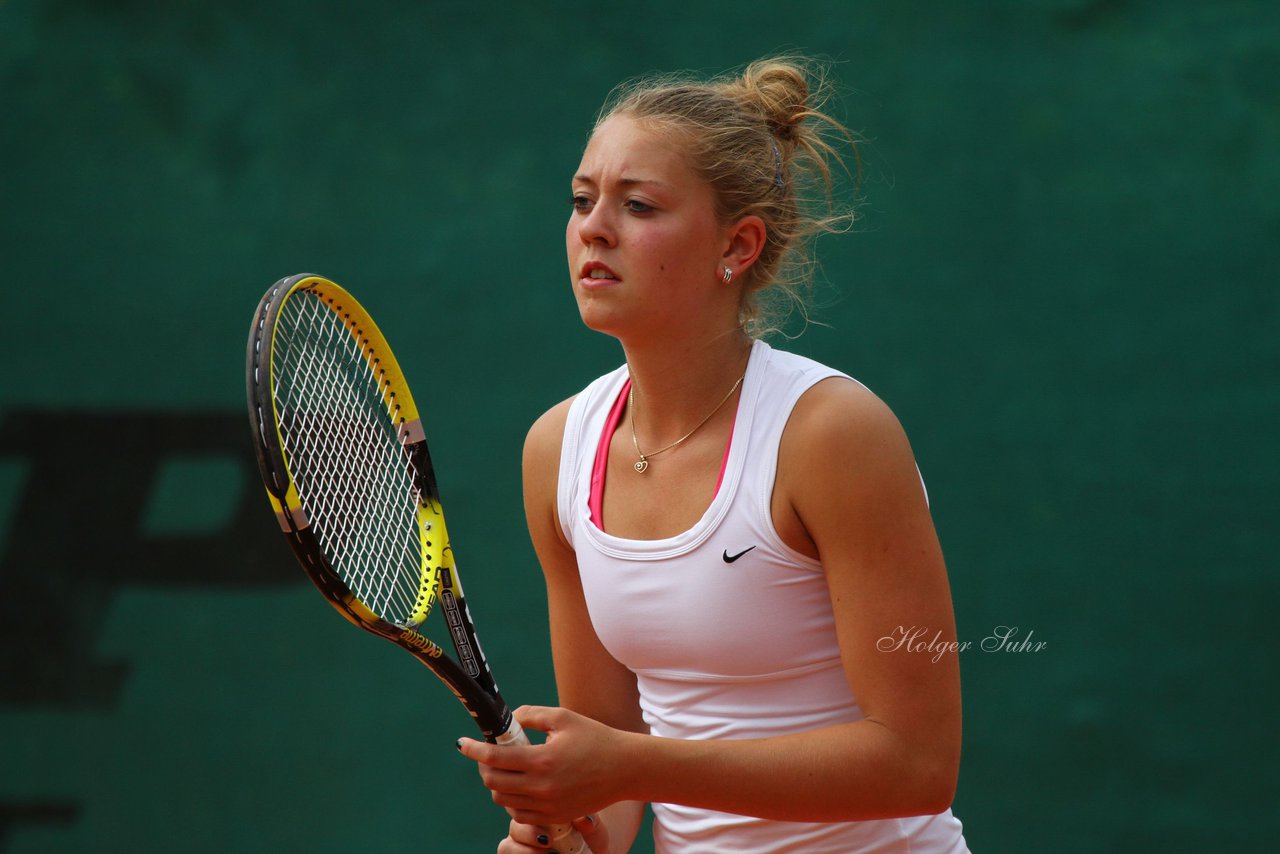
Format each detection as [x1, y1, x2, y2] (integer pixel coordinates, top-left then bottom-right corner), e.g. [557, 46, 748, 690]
[579, 261, 620, 283]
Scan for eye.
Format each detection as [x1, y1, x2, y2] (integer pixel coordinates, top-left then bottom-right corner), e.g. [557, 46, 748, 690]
[624, 199, 654, 214]
[570, 194, 593, 213]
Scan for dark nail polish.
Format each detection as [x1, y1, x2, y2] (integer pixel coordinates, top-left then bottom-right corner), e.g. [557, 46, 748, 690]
[536, 833, 550, 845]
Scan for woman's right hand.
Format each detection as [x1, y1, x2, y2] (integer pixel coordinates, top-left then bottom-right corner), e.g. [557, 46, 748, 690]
[499, 815, 608, 854]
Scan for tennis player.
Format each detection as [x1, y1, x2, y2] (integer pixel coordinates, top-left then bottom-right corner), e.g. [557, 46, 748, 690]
[458, 56, 970, 853]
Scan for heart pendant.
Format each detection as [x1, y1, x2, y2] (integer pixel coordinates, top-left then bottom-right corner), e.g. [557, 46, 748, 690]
[634, 460, 648, 473]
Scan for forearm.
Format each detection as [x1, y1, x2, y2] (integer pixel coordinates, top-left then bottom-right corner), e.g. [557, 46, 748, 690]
[614, 719, 958, 822]
[593, 800, 645, 854]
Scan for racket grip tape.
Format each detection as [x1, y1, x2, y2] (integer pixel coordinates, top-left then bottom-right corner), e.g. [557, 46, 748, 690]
[497, 720, 593, 854]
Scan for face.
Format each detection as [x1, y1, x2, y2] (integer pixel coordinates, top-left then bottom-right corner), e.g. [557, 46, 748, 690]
[566, 114, 734, 342]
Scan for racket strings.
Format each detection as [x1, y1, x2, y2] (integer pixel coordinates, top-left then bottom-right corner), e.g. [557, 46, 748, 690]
[272, 291, 427, 625]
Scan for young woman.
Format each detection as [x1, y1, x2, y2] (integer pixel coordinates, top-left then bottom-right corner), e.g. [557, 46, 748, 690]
[458, 56, 970, 853]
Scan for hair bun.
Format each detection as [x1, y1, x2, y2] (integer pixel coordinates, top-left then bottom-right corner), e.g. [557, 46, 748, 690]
[736, 59, 812, 141]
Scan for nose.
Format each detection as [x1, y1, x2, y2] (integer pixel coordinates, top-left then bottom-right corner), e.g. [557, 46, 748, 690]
[573, 202, 616, 248]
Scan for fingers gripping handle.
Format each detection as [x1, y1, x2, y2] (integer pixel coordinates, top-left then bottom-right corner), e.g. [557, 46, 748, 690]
[497, 720, 592, 854]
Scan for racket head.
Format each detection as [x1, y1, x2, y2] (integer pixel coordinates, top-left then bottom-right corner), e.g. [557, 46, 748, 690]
[246, 273, 511, 738]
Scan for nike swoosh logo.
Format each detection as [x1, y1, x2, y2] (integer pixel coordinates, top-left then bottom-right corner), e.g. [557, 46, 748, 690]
[722, 546, 757, 563]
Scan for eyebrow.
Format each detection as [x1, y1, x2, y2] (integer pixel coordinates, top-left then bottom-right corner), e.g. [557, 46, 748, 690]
[573, 175, 672, 190]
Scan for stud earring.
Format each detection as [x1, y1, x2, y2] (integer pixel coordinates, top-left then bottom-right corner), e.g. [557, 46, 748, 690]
[722, 266, 733, 284]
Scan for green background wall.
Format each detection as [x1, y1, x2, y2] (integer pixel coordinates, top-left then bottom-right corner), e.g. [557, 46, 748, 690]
[2, 1, 1276, 851]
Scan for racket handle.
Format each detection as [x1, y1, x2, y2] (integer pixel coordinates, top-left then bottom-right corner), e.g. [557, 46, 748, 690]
[497, 720, 592, 854]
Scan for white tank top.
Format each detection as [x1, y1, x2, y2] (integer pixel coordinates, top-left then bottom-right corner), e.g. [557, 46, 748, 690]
[558, 340, 968, 853]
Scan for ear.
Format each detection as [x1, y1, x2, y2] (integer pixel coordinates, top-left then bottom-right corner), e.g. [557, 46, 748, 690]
[720, 215, 767, 278]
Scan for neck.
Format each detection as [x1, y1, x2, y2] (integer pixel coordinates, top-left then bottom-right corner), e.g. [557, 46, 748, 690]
[622, 329, 753, 440]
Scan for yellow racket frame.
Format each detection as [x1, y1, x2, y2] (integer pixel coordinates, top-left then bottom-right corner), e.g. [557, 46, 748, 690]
[263, 275, 441, 627]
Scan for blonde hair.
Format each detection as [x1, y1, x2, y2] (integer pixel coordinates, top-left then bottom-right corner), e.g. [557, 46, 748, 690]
[596, 55, 860, 336]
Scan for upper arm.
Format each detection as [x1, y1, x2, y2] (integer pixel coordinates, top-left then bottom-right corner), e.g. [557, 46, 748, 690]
[522, 400, 646, 734]
[778, 379, 962, 784]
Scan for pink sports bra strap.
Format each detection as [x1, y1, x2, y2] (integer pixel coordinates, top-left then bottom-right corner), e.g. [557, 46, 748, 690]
[588, 379, 630, 528]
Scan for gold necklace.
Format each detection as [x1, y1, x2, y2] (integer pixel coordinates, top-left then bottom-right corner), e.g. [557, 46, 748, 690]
[629, 372, 746, 473]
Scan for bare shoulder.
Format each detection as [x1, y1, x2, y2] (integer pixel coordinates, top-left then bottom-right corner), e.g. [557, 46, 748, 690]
[522, 395, 578, 551]
[777, 375, 928, 553]
[785, 375, 913, 467]
[522, 395, 577, 476]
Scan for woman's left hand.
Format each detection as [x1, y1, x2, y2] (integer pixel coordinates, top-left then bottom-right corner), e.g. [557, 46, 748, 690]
[458, 705, 632, 827]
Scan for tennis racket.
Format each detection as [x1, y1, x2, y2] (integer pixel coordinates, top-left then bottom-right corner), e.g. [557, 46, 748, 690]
[245, 273, 588, 854]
